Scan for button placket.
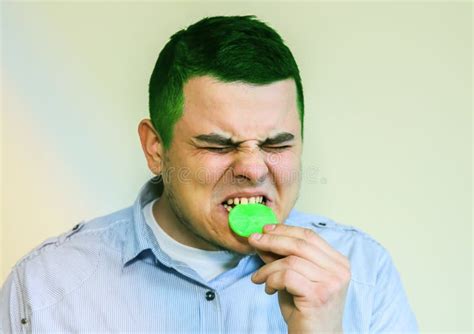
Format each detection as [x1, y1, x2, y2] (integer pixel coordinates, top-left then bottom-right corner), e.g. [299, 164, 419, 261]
[199, 289, 221, 333]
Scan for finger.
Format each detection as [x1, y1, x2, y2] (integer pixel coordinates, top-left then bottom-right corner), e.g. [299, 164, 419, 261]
[264, 269, 312, 297]
[248, 233, 341, 273]
[263, 224, 349, 269]
[255, 249, 282, 264]
[252, 255, 329, 284]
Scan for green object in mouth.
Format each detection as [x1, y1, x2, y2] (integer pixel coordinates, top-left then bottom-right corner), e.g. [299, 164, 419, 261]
[228, 203, 278, 237]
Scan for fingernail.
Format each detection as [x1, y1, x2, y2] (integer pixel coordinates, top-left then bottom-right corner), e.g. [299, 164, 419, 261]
[264, 224, 276, 231]
[251, 233, 262, 240]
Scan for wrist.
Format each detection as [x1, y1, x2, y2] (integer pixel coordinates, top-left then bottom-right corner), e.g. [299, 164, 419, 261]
[287, 321, 343, 334]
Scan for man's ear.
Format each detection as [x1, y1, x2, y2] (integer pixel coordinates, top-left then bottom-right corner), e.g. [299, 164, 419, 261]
[138, 119, 165, 175]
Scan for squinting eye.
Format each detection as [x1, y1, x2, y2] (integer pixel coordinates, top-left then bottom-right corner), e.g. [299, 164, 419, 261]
[262, 145, 292, 152]
[204, 147, 233, 153]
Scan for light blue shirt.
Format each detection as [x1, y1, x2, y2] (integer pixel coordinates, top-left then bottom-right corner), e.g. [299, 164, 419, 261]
[1, 177, 418, 333]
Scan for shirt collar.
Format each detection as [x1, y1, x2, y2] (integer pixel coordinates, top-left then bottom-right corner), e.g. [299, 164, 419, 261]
[122, 176, 165, 266]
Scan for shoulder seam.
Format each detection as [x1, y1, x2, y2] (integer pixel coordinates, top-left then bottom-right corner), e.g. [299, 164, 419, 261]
[320, 221, 387, 251]
[69, 218, 131, 239]
[14, 218, 131, 269]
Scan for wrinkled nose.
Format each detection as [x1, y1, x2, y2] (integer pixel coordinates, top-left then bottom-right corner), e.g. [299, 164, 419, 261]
[230, 147, 269, 185]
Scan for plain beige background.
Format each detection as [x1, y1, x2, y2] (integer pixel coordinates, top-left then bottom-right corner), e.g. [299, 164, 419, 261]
[1, 1, 472, 332]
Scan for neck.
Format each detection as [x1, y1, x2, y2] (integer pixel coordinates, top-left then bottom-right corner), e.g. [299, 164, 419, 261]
[153, 194, 219, 251]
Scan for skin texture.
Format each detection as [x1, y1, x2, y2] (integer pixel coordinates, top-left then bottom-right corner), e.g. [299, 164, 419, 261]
[138, 75, 350, 333]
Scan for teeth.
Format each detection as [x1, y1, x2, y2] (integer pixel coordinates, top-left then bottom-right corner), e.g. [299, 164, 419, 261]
[224, 196, 266, 209]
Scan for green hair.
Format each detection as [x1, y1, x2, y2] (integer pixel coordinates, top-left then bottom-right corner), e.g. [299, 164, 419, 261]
[149, 15, 304, 149]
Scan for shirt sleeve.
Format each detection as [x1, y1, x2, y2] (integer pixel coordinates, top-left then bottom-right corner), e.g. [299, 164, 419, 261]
[370, 248, 419, 332]
[1, 269, 23, 334]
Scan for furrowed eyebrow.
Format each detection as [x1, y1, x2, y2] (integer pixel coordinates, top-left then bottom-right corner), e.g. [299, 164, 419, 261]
[193, 134, 240, 146]
[193, 132, 295, 146]
[261, 132, 295, 145]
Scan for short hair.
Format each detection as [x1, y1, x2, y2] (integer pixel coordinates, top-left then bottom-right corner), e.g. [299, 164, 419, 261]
[148, 15, 304, 149]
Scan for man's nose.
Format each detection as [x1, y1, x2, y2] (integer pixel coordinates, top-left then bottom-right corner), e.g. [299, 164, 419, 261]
[230, 147, 269, 185]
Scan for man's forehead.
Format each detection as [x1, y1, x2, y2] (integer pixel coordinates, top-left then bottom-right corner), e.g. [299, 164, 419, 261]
[171, 75, 301, 149]
[181, 77, 298, 119]
[181, 118, 299, 145]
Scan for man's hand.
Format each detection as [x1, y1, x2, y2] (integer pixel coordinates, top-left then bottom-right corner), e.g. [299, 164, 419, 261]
[248, 224, 351, 333]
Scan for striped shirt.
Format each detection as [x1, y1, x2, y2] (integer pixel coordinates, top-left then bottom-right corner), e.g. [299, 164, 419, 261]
[0, 177, 418, 333]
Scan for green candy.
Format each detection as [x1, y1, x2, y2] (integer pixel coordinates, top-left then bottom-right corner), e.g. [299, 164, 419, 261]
[228, 203, 278, 237]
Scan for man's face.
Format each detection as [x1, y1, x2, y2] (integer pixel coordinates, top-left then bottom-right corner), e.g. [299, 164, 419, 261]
[159, 75, 302, 254]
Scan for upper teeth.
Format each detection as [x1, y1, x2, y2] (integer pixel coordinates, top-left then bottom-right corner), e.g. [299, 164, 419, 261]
[224, 196, 264, 211]
[229, 196, 263, 205]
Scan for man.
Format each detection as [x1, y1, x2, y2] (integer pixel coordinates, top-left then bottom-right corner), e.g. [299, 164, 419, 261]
[1, 16, 418, 333]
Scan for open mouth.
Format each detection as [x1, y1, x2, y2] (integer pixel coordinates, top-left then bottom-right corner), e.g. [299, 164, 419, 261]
[221, 196, 268, 213]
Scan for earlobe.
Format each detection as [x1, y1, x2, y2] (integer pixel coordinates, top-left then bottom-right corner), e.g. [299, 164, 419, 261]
[138, 119, 164, 175]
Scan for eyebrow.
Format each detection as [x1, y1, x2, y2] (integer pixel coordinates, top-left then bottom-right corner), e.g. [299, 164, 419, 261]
[261, 132, 294, 145]
[193, 132, 295, 146]
[193, 134, 241, 146]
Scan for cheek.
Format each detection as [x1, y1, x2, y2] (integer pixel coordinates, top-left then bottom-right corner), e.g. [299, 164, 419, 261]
[190, 155, 232, 185]
[168, 151, 228, 186]
[268, 152, 301, 187]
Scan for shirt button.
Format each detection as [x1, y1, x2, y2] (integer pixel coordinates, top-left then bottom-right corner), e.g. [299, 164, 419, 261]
[205, 290, 215, 301]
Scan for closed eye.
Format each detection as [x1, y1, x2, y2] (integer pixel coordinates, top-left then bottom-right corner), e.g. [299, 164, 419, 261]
[204, 145, 292, 153]
[261, 145, 292, 152]
[203, 146, 234, 153]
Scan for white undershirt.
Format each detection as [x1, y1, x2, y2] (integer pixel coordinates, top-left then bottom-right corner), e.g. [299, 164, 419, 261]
[143, 198, 243, 281]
